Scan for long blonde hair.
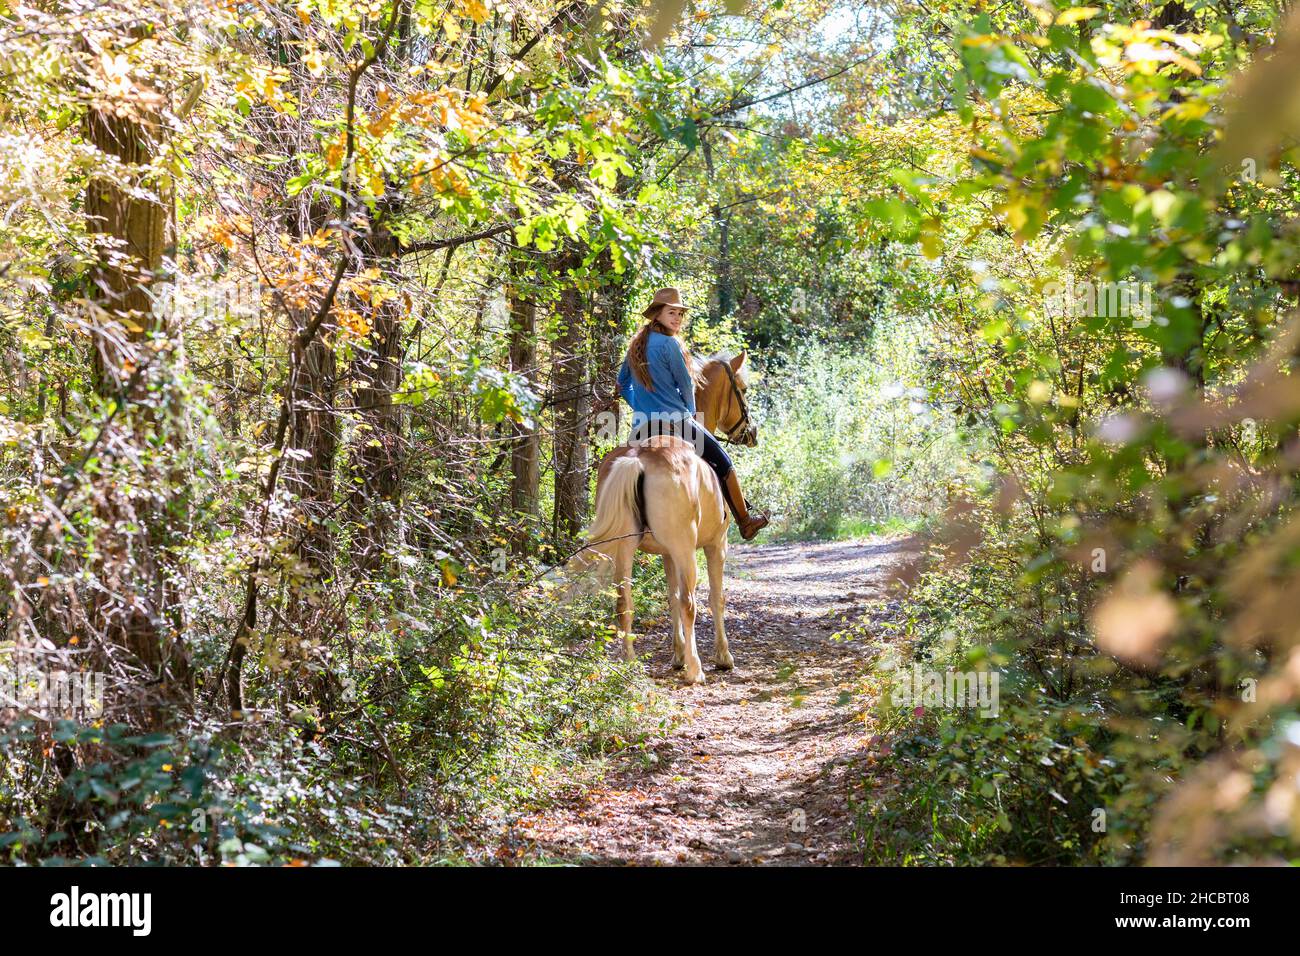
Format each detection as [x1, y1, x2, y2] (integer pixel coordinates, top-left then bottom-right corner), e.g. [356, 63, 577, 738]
[626, 305, 697, 390]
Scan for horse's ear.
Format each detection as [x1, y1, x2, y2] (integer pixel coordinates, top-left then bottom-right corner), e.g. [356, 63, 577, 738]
[730, 351, 746, 372]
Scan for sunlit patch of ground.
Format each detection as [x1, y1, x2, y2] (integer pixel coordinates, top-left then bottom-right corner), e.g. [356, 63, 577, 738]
[517, 537, 910, 866]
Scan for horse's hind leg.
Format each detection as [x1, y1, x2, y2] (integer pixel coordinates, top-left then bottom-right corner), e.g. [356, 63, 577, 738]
[614, 542, 637, 661]
[663, 553, 685, 669]
[705, 543, 733, 670]
[672, 547, 704, 685]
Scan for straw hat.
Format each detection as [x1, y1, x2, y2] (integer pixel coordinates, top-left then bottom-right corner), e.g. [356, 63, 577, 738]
[642, 287, 693, 318]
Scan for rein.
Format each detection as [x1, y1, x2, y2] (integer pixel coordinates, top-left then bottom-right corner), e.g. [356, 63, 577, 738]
[709, 359, 753, 445]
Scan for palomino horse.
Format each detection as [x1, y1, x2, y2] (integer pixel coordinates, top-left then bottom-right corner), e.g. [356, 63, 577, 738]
[580, 352, 756, 685]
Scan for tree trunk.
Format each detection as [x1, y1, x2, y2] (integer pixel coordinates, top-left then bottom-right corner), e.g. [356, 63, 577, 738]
[508, 253, 540, 554]
[551, 248, 590, 540]
[349, 222, 406, 574]
[351, 297, 404, 571]
[592, 248, 628, 443]
[285, 330, 339, 569]
[85, 99, 168, 389]
[702, 135, 734, 320]
[83, 66, 192, 709]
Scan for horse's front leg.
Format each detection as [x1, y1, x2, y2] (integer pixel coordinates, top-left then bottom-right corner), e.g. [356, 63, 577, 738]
[705, 543, 733, 669]
[663, 553, 684, 669]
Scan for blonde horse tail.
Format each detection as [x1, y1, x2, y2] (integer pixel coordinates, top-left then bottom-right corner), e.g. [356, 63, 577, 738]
[551, 456, 643, 594]
[582, 457, 645, 577]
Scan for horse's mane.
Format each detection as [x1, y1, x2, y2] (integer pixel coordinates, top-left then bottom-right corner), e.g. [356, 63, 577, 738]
[697, 350, 749, 387]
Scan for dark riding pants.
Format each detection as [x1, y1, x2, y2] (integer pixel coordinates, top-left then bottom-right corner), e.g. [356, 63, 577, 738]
[628, 414, 734, 480]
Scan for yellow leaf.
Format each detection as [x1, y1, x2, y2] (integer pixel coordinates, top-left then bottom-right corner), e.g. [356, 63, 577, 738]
[303, 47, 325, 77]
[1162, 98, 1210, 123]
[1016, 33, 1052, 48]
[1055, 7, 1100, 26]
[1167, 51, 1202, 76]
[455, 0, 492, 24]
[1002, 197, 1029, 232]
[368, 105, 398, 138]
[1027, 4, 1055, 27]
[920, 230, 943, 259]
[324, 135, 345, 170]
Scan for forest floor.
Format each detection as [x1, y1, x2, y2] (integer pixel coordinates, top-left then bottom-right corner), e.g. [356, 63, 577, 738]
[515, 536, 912, 866]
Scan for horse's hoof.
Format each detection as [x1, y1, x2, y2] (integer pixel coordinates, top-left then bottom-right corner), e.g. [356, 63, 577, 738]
[671, 660, 684, 670]
[683, 669, 706, 686]
[714, 657, 734, 671]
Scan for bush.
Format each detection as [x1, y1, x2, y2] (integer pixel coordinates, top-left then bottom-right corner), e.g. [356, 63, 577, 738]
[737, 315, 965, 539]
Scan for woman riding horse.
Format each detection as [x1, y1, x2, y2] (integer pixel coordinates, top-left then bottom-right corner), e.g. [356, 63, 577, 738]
[614, 287, 769, 540]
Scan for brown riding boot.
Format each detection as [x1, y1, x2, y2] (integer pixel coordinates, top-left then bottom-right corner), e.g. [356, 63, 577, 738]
[722, 470, 769, 540]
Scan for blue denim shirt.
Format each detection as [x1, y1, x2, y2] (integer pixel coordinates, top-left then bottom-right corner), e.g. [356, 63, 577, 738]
[616, 331, 696, 423]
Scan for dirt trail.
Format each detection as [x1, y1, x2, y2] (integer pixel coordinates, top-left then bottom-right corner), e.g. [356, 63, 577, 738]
[519, 537, 907, 866]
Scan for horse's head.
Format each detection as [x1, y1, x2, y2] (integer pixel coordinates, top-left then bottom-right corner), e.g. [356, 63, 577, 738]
[699, 351, 758, 448]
